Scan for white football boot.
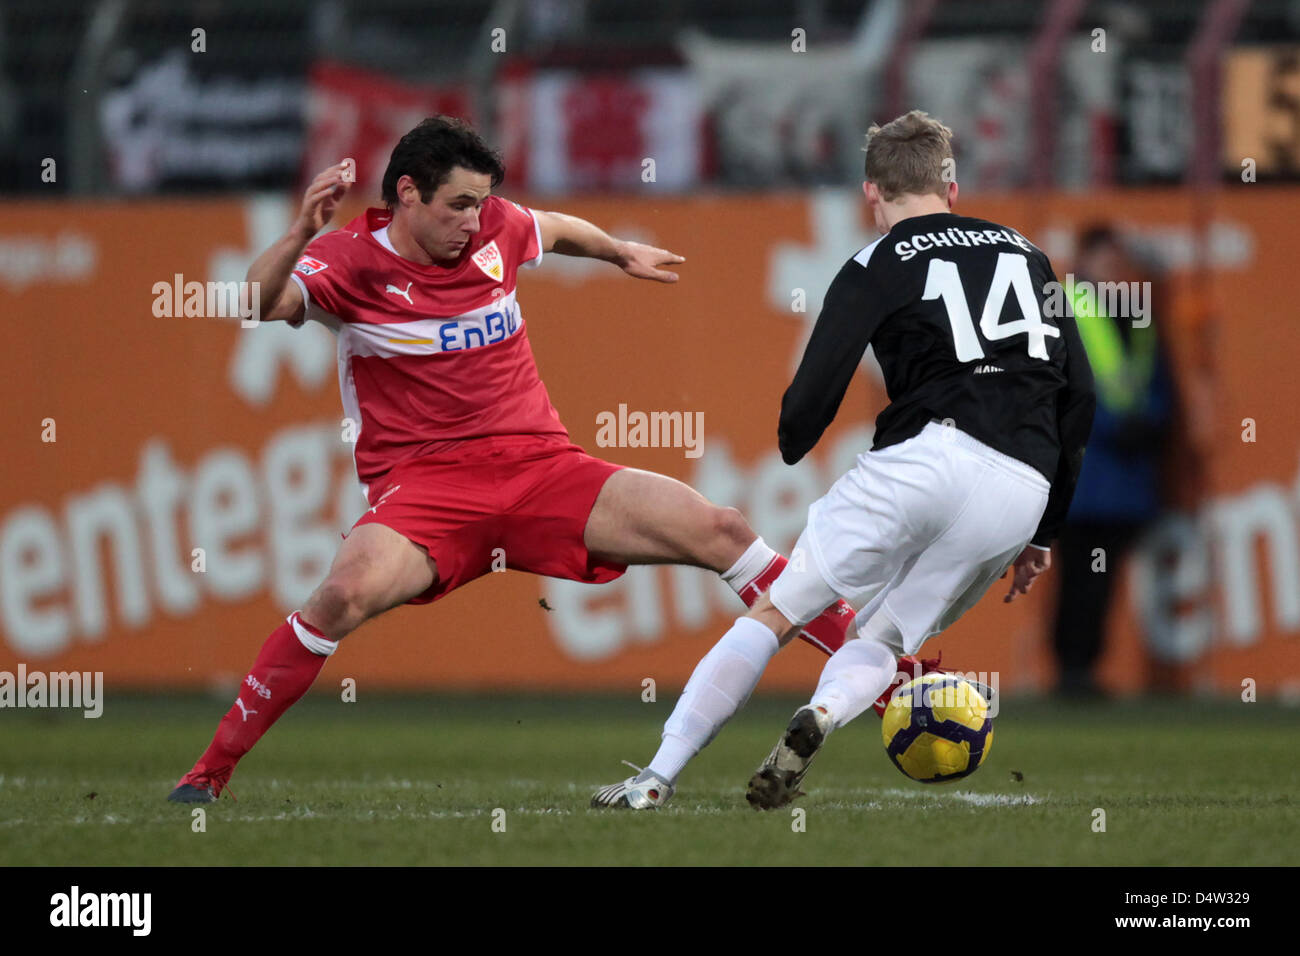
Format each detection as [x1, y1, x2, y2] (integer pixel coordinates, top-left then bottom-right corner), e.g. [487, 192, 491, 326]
[590, 763, 675, 809]
[746, 705, 833, 810]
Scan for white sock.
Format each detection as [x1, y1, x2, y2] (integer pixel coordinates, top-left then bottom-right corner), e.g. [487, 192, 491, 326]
[648, 617, 779, 783]
[810, 639, 898, 730]
[720, 536, 779, 595]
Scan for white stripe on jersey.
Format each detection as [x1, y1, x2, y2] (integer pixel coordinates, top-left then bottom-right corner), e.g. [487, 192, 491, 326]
[335, 329, 367, 502]
[287, 272, 342, 332]
[340, 288, 525, 358]
[852, 235, 886, 269]
[522, 206, 544, 269]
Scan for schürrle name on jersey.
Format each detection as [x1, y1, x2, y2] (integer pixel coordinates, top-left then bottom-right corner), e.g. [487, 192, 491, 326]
[893, 227, 1034, 261]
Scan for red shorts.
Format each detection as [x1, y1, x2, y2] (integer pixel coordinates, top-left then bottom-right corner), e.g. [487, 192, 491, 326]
[350, 438, 626, 604]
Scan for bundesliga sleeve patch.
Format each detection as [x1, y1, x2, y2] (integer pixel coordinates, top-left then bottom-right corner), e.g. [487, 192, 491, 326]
[471, 241, 504, 283]
[294, 255, 329, 276]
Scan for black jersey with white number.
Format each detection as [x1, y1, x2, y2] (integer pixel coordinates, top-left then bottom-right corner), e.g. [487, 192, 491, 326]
[779, 211, 1095, 546]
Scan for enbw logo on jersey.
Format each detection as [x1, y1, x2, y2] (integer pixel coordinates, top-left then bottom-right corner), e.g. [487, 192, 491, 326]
[441, 304, 518, 350]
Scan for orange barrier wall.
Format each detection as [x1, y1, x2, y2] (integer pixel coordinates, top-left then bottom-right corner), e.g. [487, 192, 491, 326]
[2, 188, 1296, 695]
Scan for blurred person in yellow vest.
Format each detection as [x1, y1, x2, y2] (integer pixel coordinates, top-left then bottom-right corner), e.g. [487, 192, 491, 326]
[1049, 224, 1201, 698]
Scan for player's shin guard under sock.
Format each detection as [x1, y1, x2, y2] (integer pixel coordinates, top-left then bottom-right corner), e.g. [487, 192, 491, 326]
[189, 612, 337, 777]
[809, 639, 899, 731]
[721, 537, 851, 655]
[648, 617, 779, 784]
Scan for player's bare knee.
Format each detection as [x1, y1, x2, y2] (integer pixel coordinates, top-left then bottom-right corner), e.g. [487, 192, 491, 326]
[304, 574, 371, 640]
[703, 505, 753, 564]
[717, 506, 752, 546]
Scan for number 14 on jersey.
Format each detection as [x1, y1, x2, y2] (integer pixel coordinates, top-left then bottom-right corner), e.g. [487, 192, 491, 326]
[923, 252, 1060, 362]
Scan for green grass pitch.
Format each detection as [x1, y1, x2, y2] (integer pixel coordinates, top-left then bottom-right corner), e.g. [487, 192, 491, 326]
[1, 693, 1295, 866]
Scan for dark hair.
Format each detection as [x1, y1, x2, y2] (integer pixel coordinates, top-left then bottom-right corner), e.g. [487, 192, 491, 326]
[381, 116, 505, 207]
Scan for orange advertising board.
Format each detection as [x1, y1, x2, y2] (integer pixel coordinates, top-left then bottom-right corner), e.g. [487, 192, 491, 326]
[1, 188, 1297, 695]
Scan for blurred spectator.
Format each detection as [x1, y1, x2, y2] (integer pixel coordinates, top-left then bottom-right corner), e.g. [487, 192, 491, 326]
[1049, 224, 1184, 698]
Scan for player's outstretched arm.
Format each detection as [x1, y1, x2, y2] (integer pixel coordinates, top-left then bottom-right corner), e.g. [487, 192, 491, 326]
[533, 209, 684, 282]
[247, 160, 354, 322]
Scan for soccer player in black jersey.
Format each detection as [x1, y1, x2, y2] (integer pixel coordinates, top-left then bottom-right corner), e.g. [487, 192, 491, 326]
[591, 110, 1095, 811]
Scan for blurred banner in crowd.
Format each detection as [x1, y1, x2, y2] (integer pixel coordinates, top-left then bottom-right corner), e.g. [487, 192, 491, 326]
[499, 58, 703, 193]
[99, 44, 306, 193]
[909, 36, 1119, 191]
[28, 5, 1286, 197]
[2, 188, 1296, 695]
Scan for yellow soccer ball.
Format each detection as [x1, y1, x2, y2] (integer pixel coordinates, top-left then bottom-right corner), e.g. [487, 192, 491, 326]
[881, 673, 994, 783]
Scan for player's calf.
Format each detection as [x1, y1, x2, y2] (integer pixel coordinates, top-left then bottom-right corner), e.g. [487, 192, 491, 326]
[165, 611, 334, 803]
[166, 527, 436, 803]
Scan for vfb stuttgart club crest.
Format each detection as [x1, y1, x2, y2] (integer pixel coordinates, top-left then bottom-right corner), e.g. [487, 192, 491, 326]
[471, 241, 504, 282]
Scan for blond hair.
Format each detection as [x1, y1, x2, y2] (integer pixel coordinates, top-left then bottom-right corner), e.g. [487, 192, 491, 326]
[863, 110, 954, 202]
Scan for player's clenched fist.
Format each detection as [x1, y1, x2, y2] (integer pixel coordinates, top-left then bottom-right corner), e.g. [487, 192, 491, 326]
[297, 160, 355, 237]
[1003, 546, 1051, 603]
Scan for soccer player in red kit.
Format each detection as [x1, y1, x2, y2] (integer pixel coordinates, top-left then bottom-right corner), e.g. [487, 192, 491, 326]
[167, 116, 877, 804]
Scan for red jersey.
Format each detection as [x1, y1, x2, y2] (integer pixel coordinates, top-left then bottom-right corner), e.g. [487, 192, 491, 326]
[288, 198, 570, 495]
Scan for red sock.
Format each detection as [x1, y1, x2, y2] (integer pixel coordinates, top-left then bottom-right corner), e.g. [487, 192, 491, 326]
[737, 553, 852, 656]
[191, 613, 333, 778]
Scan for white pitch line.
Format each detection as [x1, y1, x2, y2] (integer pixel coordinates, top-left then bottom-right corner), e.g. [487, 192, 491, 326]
[0, 806, 589, 828]
[875, 787, 1042, 806]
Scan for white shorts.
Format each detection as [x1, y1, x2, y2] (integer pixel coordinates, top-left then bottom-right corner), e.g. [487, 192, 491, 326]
[769, 422, 1051, 656]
